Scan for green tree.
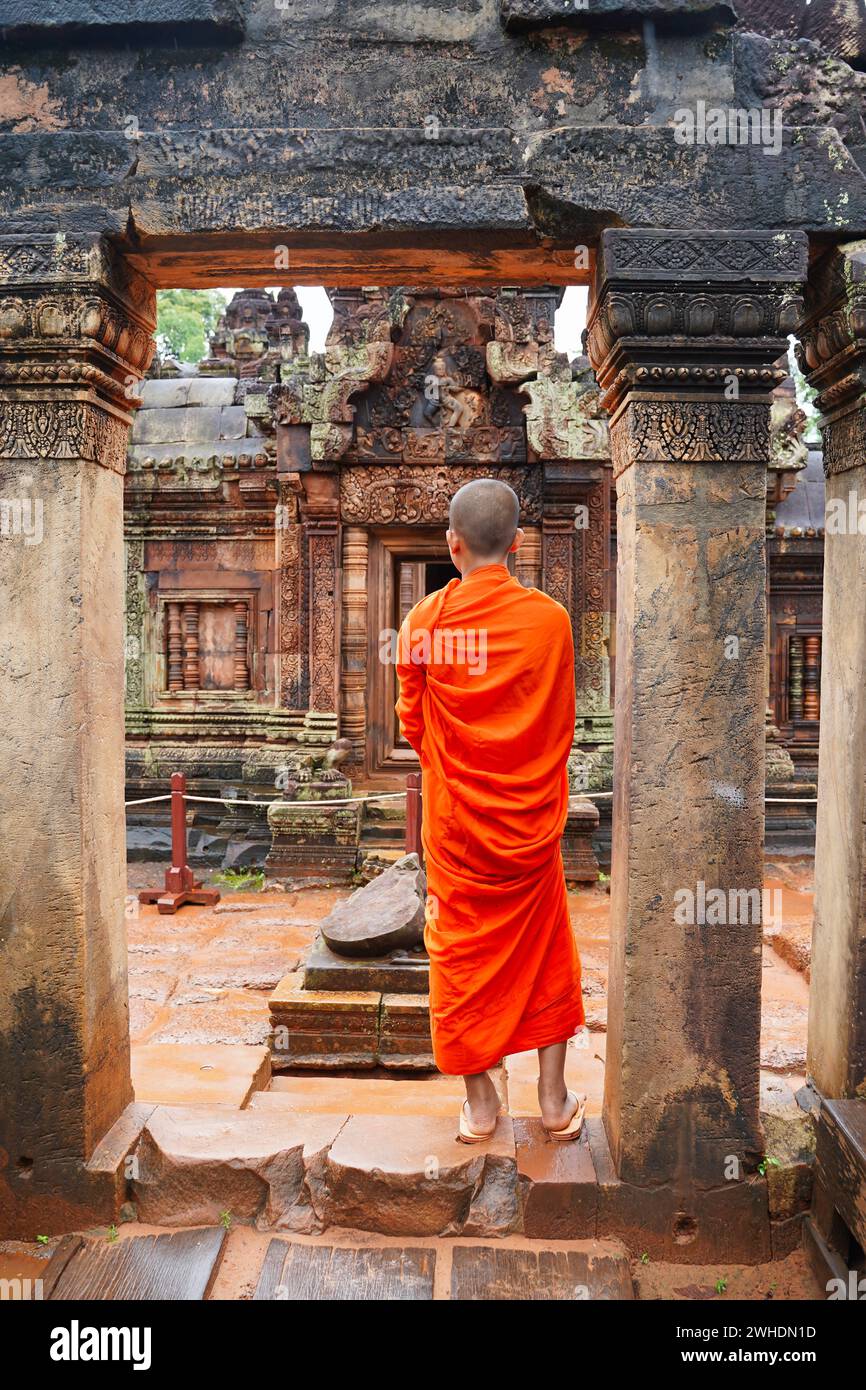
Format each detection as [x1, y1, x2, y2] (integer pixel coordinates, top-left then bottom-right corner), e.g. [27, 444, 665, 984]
[156, 289, 228, 364]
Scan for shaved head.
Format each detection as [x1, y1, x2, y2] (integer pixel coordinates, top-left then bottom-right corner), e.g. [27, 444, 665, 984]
[449, 479, 520, 561]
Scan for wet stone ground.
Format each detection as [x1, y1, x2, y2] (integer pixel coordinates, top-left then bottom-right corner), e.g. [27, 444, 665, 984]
[124, 858, 814, 1116]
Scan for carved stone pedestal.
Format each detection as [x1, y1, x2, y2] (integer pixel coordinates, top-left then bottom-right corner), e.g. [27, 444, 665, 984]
[265, 797, 362, 885]
[561, 795, 600, 885]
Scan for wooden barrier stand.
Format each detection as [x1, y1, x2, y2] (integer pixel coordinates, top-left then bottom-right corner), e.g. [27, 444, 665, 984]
[138, 772, 221, 914]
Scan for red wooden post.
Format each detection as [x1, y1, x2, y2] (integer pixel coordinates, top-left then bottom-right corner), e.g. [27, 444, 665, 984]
[405, 770, 423, 861]
[139, 772, 221, 914]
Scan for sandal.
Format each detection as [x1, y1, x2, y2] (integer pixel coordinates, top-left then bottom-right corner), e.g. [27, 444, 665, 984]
[544, 1092, 586, 1143]
[457, 1101, 501, 1144]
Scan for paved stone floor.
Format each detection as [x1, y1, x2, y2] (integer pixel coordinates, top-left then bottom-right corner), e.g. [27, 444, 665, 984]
[125, 858, 814, 1115]
[0, 860, 819, 1301]
[0, 1225, 822, 1300]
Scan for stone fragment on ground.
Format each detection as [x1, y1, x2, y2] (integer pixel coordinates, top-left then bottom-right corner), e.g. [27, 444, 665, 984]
[319, 853, 426, 957]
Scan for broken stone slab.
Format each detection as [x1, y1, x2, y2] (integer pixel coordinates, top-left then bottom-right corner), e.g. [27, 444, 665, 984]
[450, 1240, 634, 1301]
[761, 1109, 816, 1222]
[319, 853, 426, 958]
[132, 1105, 346, 1232]
[513, 1117, 598, 1240]
[254, 1238, 436, 1301]
[321, 1114, 519, 1238]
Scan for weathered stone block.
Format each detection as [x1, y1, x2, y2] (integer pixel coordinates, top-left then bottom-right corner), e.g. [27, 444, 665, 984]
[132, 1105, 344, 1232]
[514, 1117, 598, 1239]
[0, 0, 245, 40]
[319, 853, 426, 958]
[322, 1114, 519, 1238]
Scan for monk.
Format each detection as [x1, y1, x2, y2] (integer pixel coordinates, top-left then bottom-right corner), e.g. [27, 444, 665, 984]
[396, 478, 585, 1143]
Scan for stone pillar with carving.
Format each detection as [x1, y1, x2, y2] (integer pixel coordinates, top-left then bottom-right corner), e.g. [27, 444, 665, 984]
[798, 242, 866, 1102]
[586, 230, 805, 1246]
[341, 526, 369, 767]
[0, 233, 155, 1236]
[300, 472, 341, 717]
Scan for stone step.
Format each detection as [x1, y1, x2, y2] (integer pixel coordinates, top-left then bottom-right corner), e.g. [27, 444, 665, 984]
[247, 1232, 634, 1301]
[250, 1070, 506, 1117]
[124, 1103, 786, 1261]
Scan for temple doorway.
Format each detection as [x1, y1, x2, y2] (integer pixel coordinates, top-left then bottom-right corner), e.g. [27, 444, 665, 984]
[367, 528, 456, 774]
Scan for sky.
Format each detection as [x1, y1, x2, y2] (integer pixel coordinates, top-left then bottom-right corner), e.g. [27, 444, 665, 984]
[220, 284, 589, 359]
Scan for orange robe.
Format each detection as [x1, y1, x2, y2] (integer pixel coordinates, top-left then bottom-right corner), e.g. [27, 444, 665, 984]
[395, 562, 584, 1075]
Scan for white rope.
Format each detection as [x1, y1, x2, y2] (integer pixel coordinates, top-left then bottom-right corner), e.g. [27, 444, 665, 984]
[126, 789, 818, 808]
[125, 791, 408, 809]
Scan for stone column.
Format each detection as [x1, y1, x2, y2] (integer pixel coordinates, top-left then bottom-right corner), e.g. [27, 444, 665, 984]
[299, 471, 341, 716]
[585, 230, 806, 1195]
[798, 242, 866, 1100]
[340, 526, 369, 769]
[0, 234, 155, 1235]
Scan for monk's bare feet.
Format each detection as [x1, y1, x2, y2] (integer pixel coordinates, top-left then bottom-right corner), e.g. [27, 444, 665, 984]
[538, 1083, 580, 1133]
[463, 1072, 500, 1135]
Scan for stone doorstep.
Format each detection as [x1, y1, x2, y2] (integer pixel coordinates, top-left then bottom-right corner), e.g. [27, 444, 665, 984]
[97, 1102, 792, 1262]
[268, 978, 433, 1070]
[131, 1043, 271, 1109]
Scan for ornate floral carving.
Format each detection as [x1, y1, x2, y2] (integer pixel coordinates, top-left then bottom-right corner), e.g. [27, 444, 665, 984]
[0, 235, 156, 470]
[308, 527, 339, 712]
[822, 411, 866, 477]
[601, 231, 807, 280]
[340, 464, 541, 524]
[0, 400, 131, 470]
[124, 539, 146, 708]
[587, 229, 807, 427]
[610, 402, 770, 476]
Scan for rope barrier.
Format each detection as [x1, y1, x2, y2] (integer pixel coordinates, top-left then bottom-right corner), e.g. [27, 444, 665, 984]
[125, 790, 408, 809]
[126, 788, 819, 809]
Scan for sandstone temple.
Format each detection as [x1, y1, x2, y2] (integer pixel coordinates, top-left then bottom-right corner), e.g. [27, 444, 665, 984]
[1, 0, 865, 1316]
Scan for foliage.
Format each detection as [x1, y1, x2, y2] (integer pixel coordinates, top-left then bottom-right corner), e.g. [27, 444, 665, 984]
[156, 289, 228, 364]
[212, 868, 265, 892]
[787, 337, 822, 445]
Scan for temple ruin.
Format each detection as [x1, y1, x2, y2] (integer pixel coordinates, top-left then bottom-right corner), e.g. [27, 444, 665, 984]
[1, 0, 865, 1309]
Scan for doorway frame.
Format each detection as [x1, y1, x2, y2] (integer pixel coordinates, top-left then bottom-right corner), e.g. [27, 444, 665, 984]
[366, 526, 454, 777]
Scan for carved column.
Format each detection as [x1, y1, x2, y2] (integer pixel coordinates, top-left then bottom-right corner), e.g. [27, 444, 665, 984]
[300, 471, 341, 717]
[586, 230, 805, 1217]
[0, 233, 155, 1236]
[340, 526, 369, 768]
[798, 242, 866, 1100]
[276, 482, 305, 709]
[182, 602, 200, 692]
[167, 601, 184, 692]
[233, 600, 251, 692]
[514, 524, 542, 588]
[789, 635, 805, 719]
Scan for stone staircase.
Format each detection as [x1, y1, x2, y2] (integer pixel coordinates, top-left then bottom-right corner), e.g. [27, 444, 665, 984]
[115, 1089, 783, 1266]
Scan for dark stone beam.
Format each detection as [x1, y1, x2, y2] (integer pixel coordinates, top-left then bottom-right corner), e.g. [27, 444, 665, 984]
[500, 0, 737, 30]
[0, 0, 244, 43]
